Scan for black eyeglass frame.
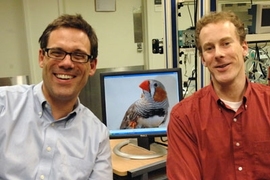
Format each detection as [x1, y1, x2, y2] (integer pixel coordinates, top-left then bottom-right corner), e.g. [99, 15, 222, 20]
[43, 48, 94, 63]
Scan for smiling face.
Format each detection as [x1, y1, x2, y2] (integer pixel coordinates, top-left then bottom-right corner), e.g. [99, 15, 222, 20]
[200, 21, 248, 86]
[39, 27, 97, 104]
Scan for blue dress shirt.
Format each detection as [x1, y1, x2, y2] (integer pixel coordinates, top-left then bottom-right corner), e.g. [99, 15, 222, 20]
[0, 82, 112, 180]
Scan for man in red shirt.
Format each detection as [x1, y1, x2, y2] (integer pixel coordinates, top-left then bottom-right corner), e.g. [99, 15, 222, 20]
[167, 11, 270, 179]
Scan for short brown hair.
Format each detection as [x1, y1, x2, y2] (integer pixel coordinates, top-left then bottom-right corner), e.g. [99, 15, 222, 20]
[195, 11, 246, 54]
[38, 14, 98, 59]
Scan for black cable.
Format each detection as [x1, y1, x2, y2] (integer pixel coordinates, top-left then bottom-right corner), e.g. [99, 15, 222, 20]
[160, 136, 168, 142]
[183, 69, 196, 98]
[255, 43, 261, 62]
[154, 138, 168, 147]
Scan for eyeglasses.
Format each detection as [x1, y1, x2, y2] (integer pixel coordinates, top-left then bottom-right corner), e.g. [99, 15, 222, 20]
[43, 48, 94, 63]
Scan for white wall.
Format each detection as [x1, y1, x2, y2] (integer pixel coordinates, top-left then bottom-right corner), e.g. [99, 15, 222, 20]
[23, 0, 146, 83]
[23, 0, 60, 84]
[0, 0, 149, 83]
[0, 0, 193, 84]
[0, 0, 30, 79]
[62, 0, 144, 69]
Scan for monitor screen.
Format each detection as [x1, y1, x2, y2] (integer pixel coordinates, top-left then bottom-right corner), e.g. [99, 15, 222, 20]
[261, 8, 270, 27]
[100, 68, 183, 139]
[249, 4, 270, 34]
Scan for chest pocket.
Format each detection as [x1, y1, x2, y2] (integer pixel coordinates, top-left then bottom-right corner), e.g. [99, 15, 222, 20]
[58, 155, 94, 180]
[252, 141, 270, 179]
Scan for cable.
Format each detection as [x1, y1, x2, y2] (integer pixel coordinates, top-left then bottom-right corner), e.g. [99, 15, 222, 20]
[183, 69, 196, 98]
[154, 141, 168, 147]
[154, 137, 168, 147]
[246, 43, 270, 84]
[160, 136, 168, 142]
[186, 3, 194, 27]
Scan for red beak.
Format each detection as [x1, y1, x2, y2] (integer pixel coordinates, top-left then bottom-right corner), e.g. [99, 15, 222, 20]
[139, 80, 150, 91]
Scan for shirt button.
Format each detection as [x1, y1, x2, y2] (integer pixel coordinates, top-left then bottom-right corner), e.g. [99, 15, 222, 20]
[46, 146, 51, 152]
[233, 118, 237, 122]
[236, 142, 240, 146]
[51, 123, 55, 127]
[40, 175, 45, 179]
[238, 167, 243, 171]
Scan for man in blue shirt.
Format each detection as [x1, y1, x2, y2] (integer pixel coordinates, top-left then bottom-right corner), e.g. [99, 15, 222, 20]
[0, 14, 112, 179]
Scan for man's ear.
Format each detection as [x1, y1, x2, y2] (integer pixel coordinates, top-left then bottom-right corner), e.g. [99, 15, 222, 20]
[199, 51, 206, 66]
[201, 57, 206, 67]
[39, 49, 45, 68]
[242, 41, 249, 57]
[88, 59, 97, 76]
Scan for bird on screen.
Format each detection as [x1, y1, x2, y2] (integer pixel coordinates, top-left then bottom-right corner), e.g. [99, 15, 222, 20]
[120, 79, 169, 129]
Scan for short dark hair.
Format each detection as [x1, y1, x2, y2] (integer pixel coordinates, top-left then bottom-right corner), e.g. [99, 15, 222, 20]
[38, 14, 98, 59]
[195, 11, 246, 55]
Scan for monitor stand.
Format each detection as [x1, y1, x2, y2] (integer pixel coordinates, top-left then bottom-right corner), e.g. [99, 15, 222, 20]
[113, 137, 167, 160]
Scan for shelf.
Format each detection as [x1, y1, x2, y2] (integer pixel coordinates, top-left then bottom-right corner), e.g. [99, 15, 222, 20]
[217, 0, 270, 3]
[246, 33, 270, 43]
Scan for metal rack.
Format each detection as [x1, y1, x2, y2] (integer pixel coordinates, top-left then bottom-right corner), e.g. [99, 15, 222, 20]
[245, 41, 270, 85]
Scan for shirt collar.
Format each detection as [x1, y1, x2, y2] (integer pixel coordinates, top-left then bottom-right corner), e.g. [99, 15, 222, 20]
[33, 82, 46, 117]
[209, 78, 250, 106]
[33, 81, 80, 125]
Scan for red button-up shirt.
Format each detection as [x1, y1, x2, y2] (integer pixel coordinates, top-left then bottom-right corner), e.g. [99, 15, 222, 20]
[167, 80, 270, 180]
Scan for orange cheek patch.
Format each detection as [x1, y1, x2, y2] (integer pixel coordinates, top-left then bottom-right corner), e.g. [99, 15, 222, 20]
[153, 87, 167, 102]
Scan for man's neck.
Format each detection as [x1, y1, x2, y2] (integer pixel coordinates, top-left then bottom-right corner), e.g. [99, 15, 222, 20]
[213, 77, 247, 102]
[48, 98, 77, 120]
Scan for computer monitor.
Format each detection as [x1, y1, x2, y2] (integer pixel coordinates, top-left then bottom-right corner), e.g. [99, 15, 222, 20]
[249, 4, 270, 34]
[100, 68, 183, 159]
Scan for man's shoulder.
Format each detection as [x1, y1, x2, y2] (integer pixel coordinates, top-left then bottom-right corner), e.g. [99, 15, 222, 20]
[77, 106, 109, 139]
[0, 84, 35, 98]
[0, 84, 37, 114]
[172, 85, 212, 111]
[181, 85, 211, 103]
[0, 84, 33, 93]
[78, 104, 106, 127]
[249, 82, 270, 95]
[251, 81, 270, 89]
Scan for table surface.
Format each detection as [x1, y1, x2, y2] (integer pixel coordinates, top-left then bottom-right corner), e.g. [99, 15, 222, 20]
[110, 138, 167, 177]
